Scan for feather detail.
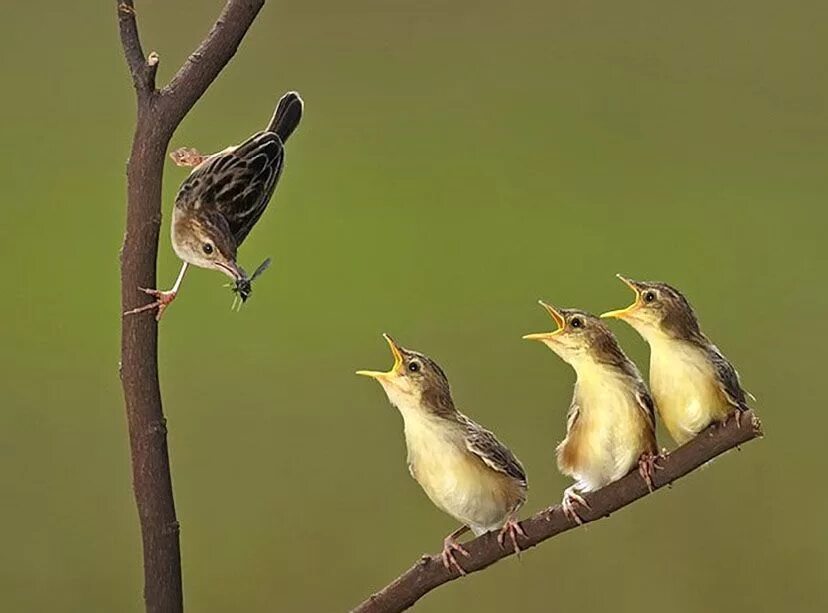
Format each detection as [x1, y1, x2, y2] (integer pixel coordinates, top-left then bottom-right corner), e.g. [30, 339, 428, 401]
[174, 132, 284, 245]
[459, 414, 527, 488]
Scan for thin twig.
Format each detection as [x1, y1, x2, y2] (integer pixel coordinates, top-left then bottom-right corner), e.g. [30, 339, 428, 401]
[117, 1, 156, 93]
[161, 0, 266, 126]
[353, 410, 763, 613]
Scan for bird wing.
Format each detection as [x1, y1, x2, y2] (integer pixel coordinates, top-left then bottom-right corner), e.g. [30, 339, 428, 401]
[634, 386, 658, 451]
[634, 384, 657, 434]
[564, 395, 580, 434]
[707, 345, 751, 411]
[459, 415, 527, 487]
[176, 132, 285, 245]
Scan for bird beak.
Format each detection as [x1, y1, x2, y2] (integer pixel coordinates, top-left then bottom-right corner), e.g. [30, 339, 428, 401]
[356, 333, 405, 379]
[523, 301, 566, 341]
[600, 274, 642, 319]
[216, 261, 245, 282]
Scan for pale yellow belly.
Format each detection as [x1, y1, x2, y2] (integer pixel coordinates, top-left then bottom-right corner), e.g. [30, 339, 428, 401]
[557, 389, 653, 492]
[650, 347, 730, 445]
[405, 422, 522, 535]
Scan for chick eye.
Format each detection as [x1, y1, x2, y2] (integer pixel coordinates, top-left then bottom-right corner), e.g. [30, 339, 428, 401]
[408, 361, 420, 373]
[202, 243, 214, 255]
[570, 317, 583, 329]
[643, 291, 656, 303]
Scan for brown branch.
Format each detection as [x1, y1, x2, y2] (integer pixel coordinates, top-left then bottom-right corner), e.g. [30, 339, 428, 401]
[117, 1, 157, 93]
[160, 0, 266, 127]
[353, 410, 763, 613]
[116, 2, 266, 611]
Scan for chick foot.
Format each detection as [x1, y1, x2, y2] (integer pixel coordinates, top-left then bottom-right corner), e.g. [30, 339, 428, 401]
[562, 486, 590, 525]
[497, 516, 527, 556]
[441, 536, 470, 576]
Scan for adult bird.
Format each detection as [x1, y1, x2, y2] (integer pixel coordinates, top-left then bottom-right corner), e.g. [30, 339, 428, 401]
[125, 91, 304, 320]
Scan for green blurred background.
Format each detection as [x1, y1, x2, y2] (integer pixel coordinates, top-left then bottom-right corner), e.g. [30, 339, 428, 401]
[1, 1, 825, 611]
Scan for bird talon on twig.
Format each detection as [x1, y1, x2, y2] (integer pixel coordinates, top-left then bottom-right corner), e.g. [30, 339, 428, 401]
[441, 537, 470, 576]
[637, 451, 662, 492]
[561, 486, 589, 525]
[123, 288, 177, 321]
[497, 517, 527, 556]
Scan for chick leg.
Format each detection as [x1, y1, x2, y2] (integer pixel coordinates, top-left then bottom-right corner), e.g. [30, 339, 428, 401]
[441, 525, 471, 576]
[561, 485, 590, 525]
[724, 408, 745, 429]
[497, 514, 527, 555]
[123, 262, 188, 321]
[637, 450, 665, 492]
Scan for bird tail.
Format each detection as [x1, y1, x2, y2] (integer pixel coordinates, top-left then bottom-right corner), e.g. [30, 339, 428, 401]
[266, 91, 303, 143]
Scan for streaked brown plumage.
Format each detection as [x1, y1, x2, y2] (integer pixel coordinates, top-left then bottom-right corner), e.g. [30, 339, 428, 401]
[524, 302, 657, 522]
[357, 335, 528, 574]
[602, 275, 752, 445]
[124, 91, 304, 320]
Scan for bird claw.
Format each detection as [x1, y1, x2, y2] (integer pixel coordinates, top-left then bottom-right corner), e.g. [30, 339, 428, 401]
[170, 147, 206, 167]
[123, 288, 177, 321]
[441, 537, 470, 576]
[637, 451, 665, 492]
[562, 486, 589, 525]
[497, 517, 527, 556]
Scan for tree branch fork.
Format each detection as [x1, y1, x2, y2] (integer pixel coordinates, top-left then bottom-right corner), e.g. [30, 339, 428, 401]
[117, 2, 266, 612]
[353, 410, 763, 613]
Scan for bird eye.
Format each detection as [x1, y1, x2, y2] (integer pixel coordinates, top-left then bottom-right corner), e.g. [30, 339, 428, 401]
[202, 243, 214, 255]
[570, 317, 583, 329]
[643, 291, 656, 303]
[408, 361, 420, 373]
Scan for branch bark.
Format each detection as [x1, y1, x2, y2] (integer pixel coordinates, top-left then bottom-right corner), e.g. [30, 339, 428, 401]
[353, 410, 763, 613]
[117, 2, 265, 611]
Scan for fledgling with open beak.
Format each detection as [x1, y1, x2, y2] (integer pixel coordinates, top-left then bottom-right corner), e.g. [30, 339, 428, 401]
[601, 275, 752, 445]
[357, 335, 528, 575]
[124, 91, 304, 320]
[524, 302, 658, 523]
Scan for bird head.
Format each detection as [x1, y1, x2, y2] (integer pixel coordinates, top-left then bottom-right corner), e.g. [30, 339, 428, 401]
[172, 208, 244, 282]
[524, 302, 625, 367]
[600, 275, 701, 342]
[357, 334, 455, 416]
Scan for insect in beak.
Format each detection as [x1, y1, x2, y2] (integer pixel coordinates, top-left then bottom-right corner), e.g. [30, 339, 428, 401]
[227, 257, 273, 310]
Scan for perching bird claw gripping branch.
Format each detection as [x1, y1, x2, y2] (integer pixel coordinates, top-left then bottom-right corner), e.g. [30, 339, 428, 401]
[116, 1, 266, 611]
[352, 410, 762, 613]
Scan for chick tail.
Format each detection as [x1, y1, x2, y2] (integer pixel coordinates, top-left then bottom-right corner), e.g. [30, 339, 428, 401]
[266, 91, 303, 143]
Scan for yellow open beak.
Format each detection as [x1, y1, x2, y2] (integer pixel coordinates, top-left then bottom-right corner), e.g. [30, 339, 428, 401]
[356, 333, 405, 379]
[600, 274, 642, 319]
[523, 300, 566, 341]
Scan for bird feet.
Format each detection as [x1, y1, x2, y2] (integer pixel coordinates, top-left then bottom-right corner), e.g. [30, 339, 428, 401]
[123, 288, 177, 321]
[170, 147, 206, 167]
[497, 517, 527, 556]
[638, 450, 665, 492]
[561, 486, 590, 525]
[725, 409, 744, 429]
[441, 535, 470, 576]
